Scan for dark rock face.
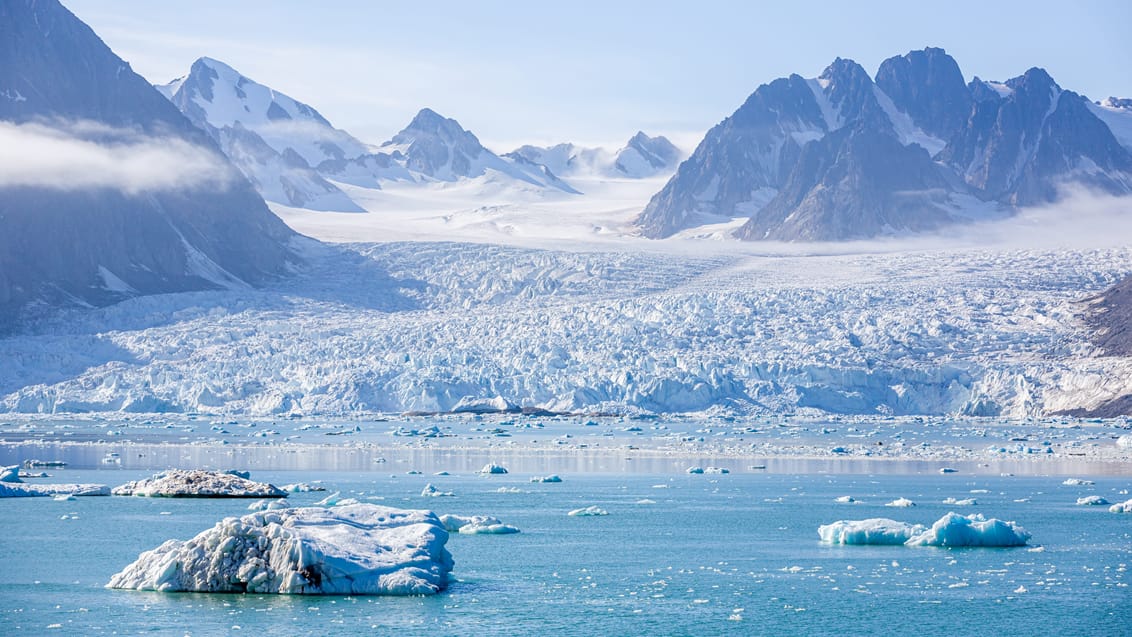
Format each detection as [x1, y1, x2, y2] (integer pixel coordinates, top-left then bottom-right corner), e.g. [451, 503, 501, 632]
[0, 0, 298, 327]
[638, 48, 1132, 240]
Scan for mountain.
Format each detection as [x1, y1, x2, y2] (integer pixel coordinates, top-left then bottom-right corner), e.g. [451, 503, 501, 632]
[158, 57, 367, 211]
[378, 108, 578, 193]
[160, 60, 579, 201]
[637, 47, 1132, 240]
[1086, 97, 1132, 154]
[0, 0, 298, 328]
[509, 132, 682, 179]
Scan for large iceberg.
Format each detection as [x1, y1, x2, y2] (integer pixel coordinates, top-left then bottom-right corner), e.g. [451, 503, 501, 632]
[818, 518, 925, 545]
[107, 504, 452, 595]
[112, 470, 286, 498]
[820, 513, 1030, 548]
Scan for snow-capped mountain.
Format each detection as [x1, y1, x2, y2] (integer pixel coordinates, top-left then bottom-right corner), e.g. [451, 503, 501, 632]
[377, 108, 579, 193]
[159, 60, 579, 204]
[510, 132, 682, 179]
[158, 57, 367, 211]
[0, 0, 298, 328]
[638, 47, 1132, 241]
[1087, 97, 1132, 154]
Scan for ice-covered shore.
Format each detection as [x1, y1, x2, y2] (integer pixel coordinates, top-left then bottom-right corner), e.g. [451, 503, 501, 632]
[107, 504, 452, 595]
[2, 242, 1130, 418]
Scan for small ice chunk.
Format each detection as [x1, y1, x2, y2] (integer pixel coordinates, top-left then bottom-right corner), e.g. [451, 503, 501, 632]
[280, 483, 326, 493]
[942, 497, 977, 506]
[107, 504, 452, 595]
[939, 468, 958, 474]
[421, 483, 454, 497]
[568, 506, 608, 517]
[53, 494, 77, 502]
[885, 498, 916, 508]
[1076, 495, 1109, 506]
[439, 514, 520, 534]
[1062, 478, 1095, 486]
[530, 475, 562, 483]
[835, 496, 857, 504]
[248, 498, 291, 511]
[686, 467, 704, 474]
[819, 518, 925, 545]
[478, 464, 508, 475]
[705, 467, 729, 474]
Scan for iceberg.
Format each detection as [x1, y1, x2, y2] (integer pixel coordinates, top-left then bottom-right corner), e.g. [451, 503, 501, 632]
[1, 465, 22, 483]
[1108, 499, 1132, 513]
[439, 514, 520, 535]
[885, 497, 916, 507]
[0, 482, 109, 497]
[106, 504, 452, 595]
[568, 506, 608, 517]
[818, 518, 925, 545]
[820, 513, 1030, 547]
[421, 483, 454, 497]
[1076, 495, 1110, 506]
[248, 498, 291, 511]
[904, 513, 1030, 547]
[478, 464, 509, 475]
[1062, 478, 1095, 486]
[530, 475, 563, 483]
[112, 470, 286, 498]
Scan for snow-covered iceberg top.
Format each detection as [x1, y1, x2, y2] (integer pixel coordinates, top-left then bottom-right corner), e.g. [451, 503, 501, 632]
[112, 470, 286, 498]
[820, 513, 1030, 548]
[107, 504, 452, 595]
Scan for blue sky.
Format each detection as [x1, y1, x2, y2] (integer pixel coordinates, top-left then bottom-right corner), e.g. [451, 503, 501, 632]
[64, 0, 1132, 152]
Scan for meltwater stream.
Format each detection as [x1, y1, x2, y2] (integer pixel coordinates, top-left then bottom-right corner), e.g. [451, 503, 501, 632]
[1, 469, 1129, 636]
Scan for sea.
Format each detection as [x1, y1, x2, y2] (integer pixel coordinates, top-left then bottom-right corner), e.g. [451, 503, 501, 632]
[1, 450, 1130, 636]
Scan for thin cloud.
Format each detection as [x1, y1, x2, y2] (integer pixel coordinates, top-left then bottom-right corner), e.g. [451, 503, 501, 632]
[0, 120, 234, 194]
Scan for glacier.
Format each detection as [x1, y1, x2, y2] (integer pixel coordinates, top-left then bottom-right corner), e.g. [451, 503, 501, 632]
[0, 237, 1130, 418]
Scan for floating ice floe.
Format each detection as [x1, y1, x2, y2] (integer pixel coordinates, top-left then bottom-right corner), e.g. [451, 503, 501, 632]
[820, 513, 1030, 547]
[942, 497, 977, 506]
[106, 504, 452, 595]
[421, 483, 454, 497]
[1062, 478, 1095, 486]
[112, 470, 286, 498]
[568, 506, 608, 517]
[530, 475, 562, 483]
[0, 482, 109, 497]
[835, 496, 857, 504]
[885, 498, 916, 508]
[439, 514, 520, 535]
[1107, 499, 1132, 513]
[686, 467, 704, 474]
[478, 464, 508, 475]
[818, 518, 926, 545]
[248, 498, 291, 511]
[939, 468, 958, 474]
[1076, 495, 1110, 506]
[704, 467, 730, 474]
[280, 483, 326, 493]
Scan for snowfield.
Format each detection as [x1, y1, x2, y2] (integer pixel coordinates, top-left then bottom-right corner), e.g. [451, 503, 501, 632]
[2, 235, 1132, 418]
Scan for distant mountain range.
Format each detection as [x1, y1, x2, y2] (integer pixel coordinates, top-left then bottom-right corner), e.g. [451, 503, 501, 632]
[509, 132, 682, 179]
[638, 47, 1132, 241]
[157, 59, 685, 210]
[0, 0, 298, 327]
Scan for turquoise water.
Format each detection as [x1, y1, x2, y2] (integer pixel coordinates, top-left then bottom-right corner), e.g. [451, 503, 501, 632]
[2, 469, 1130, 636]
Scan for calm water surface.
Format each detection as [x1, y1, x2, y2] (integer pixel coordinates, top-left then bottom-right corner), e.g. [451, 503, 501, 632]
[2, 469, 1130, 636]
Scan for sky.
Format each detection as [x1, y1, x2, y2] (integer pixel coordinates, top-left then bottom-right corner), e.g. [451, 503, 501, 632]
[63, 0, 1132, 152]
